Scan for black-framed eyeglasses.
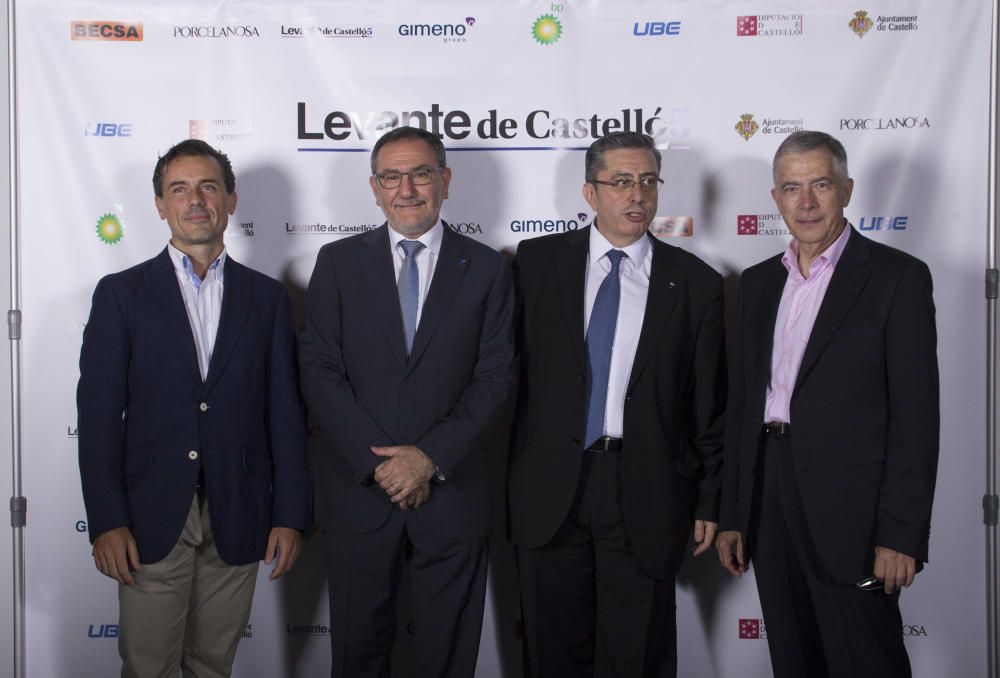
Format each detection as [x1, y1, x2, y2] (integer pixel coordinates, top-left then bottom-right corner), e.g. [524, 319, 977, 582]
[374, 166, 445, 189]
[590, 176, 664, 192]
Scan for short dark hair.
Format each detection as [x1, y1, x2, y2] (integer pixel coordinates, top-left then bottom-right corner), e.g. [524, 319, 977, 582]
[584, 132, 662, 183]
[152, 139, 235, 198]
[370, 126, 447, 175]
[773, 131, 849, 184]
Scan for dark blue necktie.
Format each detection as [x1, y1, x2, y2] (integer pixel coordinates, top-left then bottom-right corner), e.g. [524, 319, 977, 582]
[397, 240, 424, 354]
[584, 249, 627, 448]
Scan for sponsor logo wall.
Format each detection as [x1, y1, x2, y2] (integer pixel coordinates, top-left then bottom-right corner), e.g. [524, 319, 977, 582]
[12, 1, 990, 676]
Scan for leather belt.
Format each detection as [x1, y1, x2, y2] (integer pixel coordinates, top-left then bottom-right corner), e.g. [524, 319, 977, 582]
[586, 436, 623, 453]
[762, 422, 791, 437]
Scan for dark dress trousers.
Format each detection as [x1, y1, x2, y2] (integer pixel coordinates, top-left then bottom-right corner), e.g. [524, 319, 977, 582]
[508, 227, 726, 676]
[78, 248, 311, 567]
[720, 227, 939, 677]
[299, 223, 515, 677]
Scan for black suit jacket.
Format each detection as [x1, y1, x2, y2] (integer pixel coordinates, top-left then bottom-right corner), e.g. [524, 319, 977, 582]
[508, 228, 726, 580]
[78, 249, 311, 565]
[299, 223, 515, 538]
[720, 227, 939, 584]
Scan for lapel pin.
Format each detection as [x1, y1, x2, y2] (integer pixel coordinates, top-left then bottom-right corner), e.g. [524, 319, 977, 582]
[668, 281, 676, 288]
[458, 258, 468, 266]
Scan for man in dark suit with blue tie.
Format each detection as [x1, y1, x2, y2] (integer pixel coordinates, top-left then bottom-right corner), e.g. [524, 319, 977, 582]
[716, 131, 939, 677]
[78, 139, 311, 677]
[508, 132, 727, 677]
[299, 126, 516, 677]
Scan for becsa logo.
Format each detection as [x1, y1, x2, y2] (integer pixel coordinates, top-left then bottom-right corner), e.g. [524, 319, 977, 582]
[71, 21, 143, 42]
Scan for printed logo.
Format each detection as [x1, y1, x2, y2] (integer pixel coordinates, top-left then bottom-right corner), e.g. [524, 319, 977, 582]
[87, 624, 119, 638]
[225, 221, 255, 238]
[737, 14, 802, 37]
[287, 623, 332, 636]
[511, 212, 586, 234]
[737, 213, 788, 236]
[95, 213, 124, 244]
[280, 25, 373, 38]
[739, 618, 767, 639]
[398, 18, 475, 43]
[633, 21, 681, 36]
[84, 123, 132, 138]
[285, 221, 379, 235]
[737, 16, 757, 36]
[735, 113, 804, 140]
[76, 520, 87, 532]
[735, 114, 759, 141]
[67, 425, 79, 438]
[189, 119, 253, 143]
[173, 25, 260, 39]
[650, 216, 693, 238]
[242, 624, 252, 639]
[71, 21, 143, 41]
[448, 222, 483, 235]
[849, 11, 874, 38]
[532, 14, 563, 45]
[840, 117, 929, 131]
[903, 624, 927, 637]
[857, 215, 908, 231]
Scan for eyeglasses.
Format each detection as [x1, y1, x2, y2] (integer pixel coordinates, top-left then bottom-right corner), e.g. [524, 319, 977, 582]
[590, 176, 664, 192]
[374, 166, 444, 189]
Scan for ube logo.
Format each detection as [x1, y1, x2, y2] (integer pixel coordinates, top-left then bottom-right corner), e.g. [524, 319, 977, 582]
[857, 216, 908, 231]
[633, 21, 681, 36]
[88, 624, 119, 639]
[85, 122, 132, 137]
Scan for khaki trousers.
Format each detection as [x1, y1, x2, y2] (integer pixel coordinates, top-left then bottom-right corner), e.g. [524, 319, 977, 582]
[118, 494, 259, 678]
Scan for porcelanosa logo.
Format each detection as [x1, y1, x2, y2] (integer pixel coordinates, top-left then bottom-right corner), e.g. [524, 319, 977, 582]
[735, 113, 803, 140]
[737, 213, 788, 236]
[511, 213, 586, 234]
[448, 222, 484, 235]
[285, 221, 379, 235]
[70, 21, 143, 41]
[737, 14, 803, 37]
[173, 24, 260, 38]
[398, 18, 475, 43]
[839, 116, 930, 132]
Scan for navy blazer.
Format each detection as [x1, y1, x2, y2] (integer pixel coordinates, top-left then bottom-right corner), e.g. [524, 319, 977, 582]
[78, 248, 311, 566]
[720, 227, 939, 583]
[508, 228, 727, 580]
[299, 223, 516, 539]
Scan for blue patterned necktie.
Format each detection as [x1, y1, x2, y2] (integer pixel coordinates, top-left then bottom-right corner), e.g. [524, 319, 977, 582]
[584, 249, 627, 448]
[397, 240, 425, 354]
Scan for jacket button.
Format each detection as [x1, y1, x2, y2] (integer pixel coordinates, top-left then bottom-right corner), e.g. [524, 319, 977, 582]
[188, 450, 199, 461]
[199, 402, 209, 412]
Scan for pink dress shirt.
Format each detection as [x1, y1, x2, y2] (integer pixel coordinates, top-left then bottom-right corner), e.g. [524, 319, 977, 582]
[763, 225, 851, 424]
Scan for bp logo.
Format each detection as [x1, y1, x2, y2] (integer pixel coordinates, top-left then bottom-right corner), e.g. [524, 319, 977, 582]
[532, 14, 562, 45]
[95, 213, 124, 244]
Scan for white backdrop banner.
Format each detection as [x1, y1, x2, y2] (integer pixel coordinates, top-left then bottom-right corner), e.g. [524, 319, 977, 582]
[12, 0, 992, 676]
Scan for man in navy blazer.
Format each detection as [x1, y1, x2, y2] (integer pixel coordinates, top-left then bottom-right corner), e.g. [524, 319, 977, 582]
[299, 126, 515, 677]
[78, 139, 310, 677]
[717, 131, 939, 677]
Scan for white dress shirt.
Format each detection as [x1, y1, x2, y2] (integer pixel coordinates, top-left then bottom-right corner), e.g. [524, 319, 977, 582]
[583, 225, 652, 439]
[387, 221, 444, 327]
[167, 243, 225, 381]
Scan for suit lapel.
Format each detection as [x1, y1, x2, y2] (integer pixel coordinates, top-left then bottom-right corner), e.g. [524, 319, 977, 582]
[749, 256, 787, 396]
[795, 228, 871, 390]
[407, 224, 469, 371]
[203, 256, 251, 393]
[360, 225, 409, 370]
[555, 227, 589, 371]
[146, 249, 201, 384]
[626, 237, 681, 393]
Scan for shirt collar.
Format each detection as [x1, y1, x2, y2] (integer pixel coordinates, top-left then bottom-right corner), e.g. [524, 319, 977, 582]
[388, 220, 444, 257]
[588, 221, 651, 267]
[781, 221, 851, 278]
[167, 242, 226, 287]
